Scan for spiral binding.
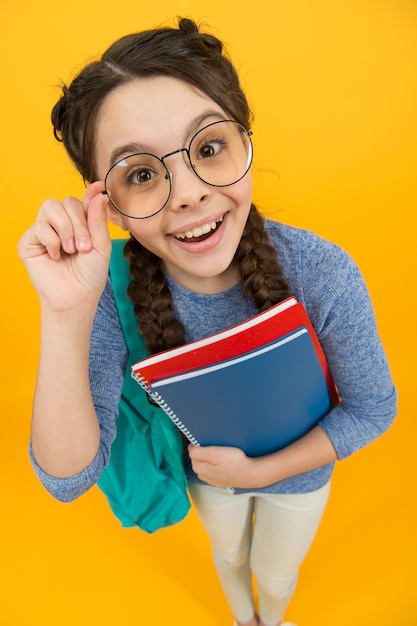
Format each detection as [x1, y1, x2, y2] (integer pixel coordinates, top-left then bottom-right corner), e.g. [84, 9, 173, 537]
[132, 371, 200, 446]
[132, 370, 235, 494]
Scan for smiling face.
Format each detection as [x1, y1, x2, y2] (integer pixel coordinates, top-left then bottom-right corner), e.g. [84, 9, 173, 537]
[95, 76, 253, 293]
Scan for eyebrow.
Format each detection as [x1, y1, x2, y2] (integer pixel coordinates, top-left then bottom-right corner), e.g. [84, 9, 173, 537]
[108, 110, 227, 167]
[109, 142, 146, 166]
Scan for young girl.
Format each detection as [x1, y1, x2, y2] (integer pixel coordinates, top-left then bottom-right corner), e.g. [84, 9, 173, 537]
[18, 18, 397, 626]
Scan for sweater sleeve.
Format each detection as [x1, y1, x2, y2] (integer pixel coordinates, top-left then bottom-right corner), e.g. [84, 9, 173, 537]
[296, 233, 397, 459]
[29, 277, 128, 501]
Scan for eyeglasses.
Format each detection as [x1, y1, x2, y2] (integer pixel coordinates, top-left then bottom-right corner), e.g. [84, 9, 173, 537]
[103, 120, 253, 219]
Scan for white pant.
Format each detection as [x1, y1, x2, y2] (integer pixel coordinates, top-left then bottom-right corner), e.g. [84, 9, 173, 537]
[189, 481, 331, 626]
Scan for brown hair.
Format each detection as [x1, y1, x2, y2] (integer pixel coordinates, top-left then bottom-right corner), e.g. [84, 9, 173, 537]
[52, 17, 291, 354]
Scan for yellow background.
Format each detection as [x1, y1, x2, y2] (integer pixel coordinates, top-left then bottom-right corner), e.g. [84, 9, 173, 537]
[1, 1, 416, 625]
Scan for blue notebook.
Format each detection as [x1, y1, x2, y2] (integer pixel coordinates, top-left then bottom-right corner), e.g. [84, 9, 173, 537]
[133, 326, 334, 458]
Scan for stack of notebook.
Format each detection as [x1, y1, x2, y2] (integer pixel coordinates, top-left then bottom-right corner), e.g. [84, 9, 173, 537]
[131, 297, 339, 458]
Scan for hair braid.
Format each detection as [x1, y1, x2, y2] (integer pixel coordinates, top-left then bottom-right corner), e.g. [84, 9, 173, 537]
[235, 205, 291, 311]
[124, 238, 185, 354]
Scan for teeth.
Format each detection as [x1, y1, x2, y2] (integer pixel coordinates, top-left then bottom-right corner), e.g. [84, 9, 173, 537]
[175, 217, 223, 240]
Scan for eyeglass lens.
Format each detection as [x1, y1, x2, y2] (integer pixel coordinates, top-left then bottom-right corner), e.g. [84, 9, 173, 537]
[104, 120, 253, 219]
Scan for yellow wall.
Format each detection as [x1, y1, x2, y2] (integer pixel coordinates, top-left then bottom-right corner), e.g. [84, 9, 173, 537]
[1, 1, 416, 625]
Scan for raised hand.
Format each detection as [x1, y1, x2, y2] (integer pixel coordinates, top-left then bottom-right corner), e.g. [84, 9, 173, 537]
[18, 182, 115, 477]
[18, 181, 112, 313]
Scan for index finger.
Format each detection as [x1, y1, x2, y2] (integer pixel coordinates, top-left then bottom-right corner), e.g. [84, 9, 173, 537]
[81, 180, 106, 212]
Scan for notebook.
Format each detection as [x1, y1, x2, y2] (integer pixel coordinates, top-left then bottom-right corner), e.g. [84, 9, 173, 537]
[131, 299, 339, 457]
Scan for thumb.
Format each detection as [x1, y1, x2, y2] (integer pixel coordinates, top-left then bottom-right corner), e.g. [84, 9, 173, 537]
[84, 182, 112, 254]
[188, 444, 207, 460]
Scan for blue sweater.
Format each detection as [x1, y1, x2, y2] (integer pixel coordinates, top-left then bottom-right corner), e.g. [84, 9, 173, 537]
[30, 221, 397, 499]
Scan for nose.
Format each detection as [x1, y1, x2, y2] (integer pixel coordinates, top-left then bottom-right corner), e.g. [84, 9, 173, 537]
[163, 149, 210, 211]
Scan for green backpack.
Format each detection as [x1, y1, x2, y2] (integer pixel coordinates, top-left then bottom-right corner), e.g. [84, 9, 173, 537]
[97, 239, 190, 533]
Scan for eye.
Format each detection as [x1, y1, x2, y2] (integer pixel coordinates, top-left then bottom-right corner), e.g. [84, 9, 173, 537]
[197, 138, 226, 160]
[126, 166, 157, 185]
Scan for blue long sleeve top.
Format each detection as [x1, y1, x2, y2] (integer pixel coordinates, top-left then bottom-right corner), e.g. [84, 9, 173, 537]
[30, 221, 397, 500]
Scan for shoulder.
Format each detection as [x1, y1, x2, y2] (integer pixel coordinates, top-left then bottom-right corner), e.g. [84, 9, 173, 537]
[264, 219, 350, 264]
[263, 219, 371, 335]
[263, 219, 362, 293]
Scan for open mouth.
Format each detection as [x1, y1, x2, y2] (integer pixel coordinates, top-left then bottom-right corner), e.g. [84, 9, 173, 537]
[174, 216, 224, 243]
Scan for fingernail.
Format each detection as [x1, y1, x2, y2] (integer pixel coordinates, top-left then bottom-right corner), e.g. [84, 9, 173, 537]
[65, 238, 76, 253]
[78, 237, 92, 251]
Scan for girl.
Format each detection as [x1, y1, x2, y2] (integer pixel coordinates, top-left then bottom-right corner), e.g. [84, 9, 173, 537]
[18, 18, 397, 626]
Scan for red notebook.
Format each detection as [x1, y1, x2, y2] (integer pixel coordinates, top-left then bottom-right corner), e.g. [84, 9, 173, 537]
[132, 297, 339, 409]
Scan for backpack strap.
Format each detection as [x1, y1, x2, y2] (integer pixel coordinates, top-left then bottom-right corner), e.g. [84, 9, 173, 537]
[106, 239, 148, 360]
[97, 239, 190, 533]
